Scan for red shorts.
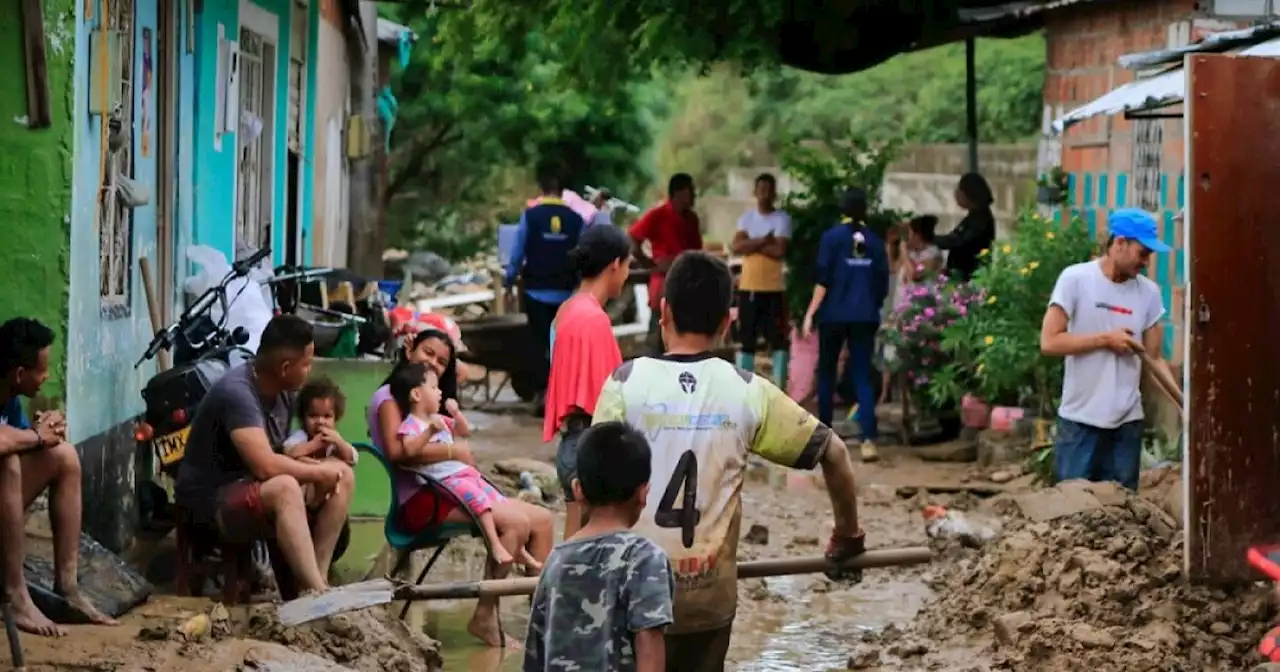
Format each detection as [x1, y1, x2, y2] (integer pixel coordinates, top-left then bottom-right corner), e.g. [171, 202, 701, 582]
[214, 479, 318, 543]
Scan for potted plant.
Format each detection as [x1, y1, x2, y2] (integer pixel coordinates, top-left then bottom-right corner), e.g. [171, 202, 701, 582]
[928, 208, 1097, 423]
[1036, 166, 1069, 205]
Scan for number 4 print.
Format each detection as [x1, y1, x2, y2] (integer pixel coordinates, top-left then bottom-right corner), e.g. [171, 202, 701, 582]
[654, 450, 701, 548]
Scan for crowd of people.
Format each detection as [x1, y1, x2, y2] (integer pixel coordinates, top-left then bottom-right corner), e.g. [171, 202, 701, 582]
[0, 162, 1179, 672]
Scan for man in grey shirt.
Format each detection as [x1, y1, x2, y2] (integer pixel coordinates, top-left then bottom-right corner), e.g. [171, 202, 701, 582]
[1040, 208, 1174, 490]
[176, 315, 353, 593]
[525, 421, 673, 671]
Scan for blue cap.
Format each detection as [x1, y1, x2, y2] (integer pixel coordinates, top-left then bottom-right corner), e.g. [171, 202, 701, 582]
[1108, 208, 1169, 253]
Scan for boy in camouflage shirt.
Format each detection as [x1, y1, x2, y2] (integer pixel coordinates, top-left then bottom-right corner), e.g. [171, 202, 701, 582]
[524, 421, 674, 671]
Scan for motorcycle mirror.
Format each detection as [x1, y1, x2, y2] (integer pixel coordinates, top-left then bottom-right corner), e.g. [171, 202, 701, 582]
[231, 327, 251, 345]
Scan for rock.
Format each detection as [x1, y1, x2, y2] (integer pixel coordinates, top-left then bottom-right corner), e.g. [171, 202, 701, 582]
[1209, 621, 1231, 635]
[916, 438, 978, 463]
[1126, 539, 1150, 560]
[1068, 623, 1116, 648]
[493, 458, 560, 492]
[847, 645, 881, 669]
[977, 429, 1026, 467]
[1012, 481, 1104, 522]
[744, 524, 770, 545]
[989, 470, 1015, 484]
[789, 535, 820, 547]
[993, 611, 1032, 646]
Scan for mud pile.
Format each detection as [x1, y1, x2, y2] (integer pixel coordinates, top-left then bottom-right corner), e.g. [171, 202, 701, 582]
[896, 480, 1274, 671]
[245, 604, 443, 672]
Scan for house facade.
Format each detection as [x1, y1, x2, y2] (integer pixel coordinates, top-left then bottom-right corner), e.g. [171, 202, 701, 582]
[1038, 0, 1263, 364]
[0, 0, 389, 552]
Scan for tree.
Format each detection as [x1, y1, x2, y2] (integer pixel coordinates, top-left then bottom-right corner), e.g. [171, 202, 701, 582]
[380, 7, 658, 258]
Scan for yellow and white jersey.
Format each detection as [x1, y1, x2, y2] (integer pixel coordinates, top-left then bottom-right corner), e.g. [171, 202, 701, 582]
[593, 352, 832, 634]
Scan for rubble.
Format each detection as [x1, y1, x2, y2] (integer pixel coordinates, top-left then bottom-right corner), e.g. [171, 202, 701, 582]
[897, 479, 1274, 671]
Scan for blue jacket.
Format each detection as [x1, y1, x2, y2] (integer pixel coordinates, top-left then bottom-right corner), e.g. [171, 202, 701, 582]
[814, 222, 889, 325]
[508, 200, 584, 293]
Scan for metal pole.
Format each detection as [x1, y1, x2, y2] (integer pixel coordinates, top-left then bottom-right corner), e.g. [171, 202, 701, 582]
[965, 37, 979, 173]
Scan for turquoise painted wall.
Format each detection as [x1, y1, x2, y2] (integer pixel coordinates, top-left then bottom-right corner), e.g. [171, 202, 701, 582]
[65, 0, 163, 442]
[1059, 170, 1185, 361]
[0, 0, 75, 403]
[193, 0, 311, 267]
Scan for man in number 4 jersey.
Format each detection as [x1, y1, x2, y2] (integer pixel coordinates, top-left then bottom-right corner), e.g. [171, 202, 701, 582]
[593, 251, 867, 672]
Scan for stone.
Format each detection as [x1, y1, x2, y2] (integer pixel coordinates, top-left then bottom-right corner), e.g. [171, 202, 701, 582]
[993, 611, 1032, 646]
[977, 428, 1026, 467]
[1068, 623, 1116, 648]
[1013, 481, 1103, 522]
[744, 524, 770, 545]
[1209, 621, 1231, 635]
[847, 645, 881, 669]
[916, 438, 978, 463]
[989, 470, 1015, 484]
[492, 458, 560, 492]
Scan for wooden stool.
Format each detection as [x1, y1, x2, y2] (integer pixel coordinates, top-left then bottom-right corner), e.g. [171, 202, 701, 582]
[173, 508, 256, 605]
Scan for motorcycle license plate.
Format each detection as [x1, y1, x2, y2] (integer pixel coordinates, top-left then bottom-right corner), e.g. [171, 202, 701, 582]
[155, 427, 190, 466]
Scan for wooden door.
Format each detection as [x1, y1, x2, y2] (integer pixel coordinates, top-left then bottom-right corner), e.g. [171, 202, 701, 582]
[1185, 53, 1280, 581]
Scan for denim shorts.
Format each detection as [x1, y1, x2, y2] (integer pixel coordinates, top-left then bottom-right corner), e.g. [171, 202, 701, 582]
[555, 414, 591, 502]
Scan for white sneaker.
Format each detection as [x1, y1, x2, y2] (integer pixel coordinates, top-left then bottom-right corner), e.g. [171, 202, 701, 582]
[859, 440, 880, 463]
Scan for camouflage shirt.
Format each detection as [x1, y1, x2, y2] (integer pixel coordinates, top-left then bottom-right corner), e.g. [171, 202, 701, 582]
[523, 530, 675, 671]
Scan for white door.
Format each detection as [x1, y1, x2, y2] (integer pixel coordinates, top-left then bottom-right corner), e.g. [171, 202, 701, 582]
[234, 2, 278, 262]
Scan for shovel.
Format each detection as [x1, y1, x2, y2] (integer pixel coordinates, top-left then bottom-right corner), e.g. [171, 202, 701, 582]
[278, 546, 933, 627]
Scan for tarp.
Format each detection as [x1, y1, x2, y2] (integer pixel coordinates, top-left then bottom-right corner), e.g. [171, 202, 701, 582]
[525, 190, 599, 223]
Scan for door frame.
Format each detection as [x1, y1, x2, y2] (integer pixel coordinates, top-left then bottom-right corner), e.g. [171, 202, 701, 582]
[156, 0, 179, 329]
[233, 0, 279, 258]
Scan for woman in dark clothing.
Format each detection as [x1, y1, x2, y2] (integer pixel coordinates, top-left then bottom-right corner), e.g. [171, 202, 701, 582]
[936, 173, 997, 281]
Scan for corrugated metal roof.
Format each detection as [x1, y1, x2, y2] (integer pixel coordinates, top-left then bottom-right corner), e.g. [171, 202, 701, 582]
[1052, 36, 1280, 134]
[1118, 22, 1280, 70]
[377, 18, 415, 46]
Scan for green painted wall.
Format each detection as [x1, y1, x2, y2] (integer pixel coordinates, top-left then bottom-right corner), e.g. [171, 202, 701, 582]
[0, 0, 75, 401]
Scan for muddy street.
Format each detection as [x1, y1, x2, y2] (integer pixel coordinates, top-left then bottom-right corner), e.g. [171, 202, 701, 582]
[11, 408, 1275, 671]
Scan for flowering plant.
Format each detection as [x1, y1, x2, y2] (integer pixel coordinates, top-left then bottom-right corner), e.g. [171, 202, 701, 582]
[881, 273, 983, 406]
[927, 208, 1098, 415]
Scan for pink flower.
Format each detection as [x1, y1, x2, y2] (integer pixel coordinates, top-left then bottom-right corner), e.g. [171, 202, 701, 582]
[924, 307, 936, 318]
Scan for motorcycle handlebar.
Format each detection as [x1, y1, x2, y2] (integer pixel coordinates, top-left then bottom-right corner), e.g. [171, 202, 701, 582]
[231, 247, 272, 277]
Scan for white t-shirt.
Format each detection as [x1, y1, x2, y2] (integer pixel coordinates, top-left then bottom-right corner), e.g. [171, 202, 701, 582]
[1049, 260, 1165, 429]
[736, 209, 791, 239]
[282, 429, 359, 464]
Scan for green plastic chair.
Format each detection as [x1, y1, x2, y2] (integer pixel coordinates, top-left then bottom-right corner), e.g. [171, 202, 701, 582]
[352, 441, 493, 620]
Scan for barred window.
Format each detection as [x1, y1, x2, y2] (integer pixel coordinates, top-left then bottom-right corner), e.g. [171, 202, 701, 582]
[1131, 119, 1163, 213]
[99, 0, 136, 317]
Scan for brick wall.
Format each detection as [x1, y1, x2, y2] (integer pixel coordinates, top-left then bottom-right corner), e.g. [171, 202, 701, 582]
[1038, 0, 1241, 364]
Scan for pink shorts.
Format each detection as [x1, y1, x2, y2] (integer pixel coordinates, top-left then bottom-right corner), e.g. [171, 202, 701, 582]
[440, 466, 506, 517]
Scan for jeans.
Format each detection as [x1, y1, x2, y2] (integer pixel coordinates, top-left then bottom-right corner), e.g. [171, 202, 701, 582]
[523, 293, 564, 395]
[817, 322, 878, 438]
[1053, 417, 1144, 491]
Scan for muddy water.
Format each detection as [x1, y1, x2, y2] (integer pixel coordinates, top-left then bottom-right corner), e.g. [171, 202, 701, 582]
[335, 410, 967, 671]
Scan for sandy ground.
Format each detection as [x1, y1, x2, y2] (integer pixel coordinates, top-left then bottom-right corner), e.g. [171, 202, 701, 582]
[9, 405, 1276, 671]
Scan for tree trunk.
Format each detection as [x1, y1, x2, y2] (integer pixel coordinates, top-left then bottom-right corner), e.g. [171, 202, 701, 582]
[345, 2, 382, 278]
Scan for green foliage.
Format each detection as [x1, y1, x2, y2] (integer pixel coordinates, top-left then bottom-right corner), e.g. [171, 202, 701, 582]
[927, 210, 1097, 414]
[402, 208, 496, 263]
[779, 138, 904, 323]
[381, 7, 659, 258]
[882, 276, 984, 407]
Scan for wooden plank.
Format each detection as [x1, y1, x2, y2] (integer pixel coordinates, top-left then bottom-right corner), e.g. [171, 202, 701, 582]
[1185, 53, 1280, 581]
[19, 0, 51, 129]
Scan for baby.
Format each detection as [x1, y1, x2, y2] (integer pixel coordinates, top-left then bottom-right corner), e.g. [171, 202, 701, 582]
[283, 377, 357, 505]
[389, 364, 539, 569]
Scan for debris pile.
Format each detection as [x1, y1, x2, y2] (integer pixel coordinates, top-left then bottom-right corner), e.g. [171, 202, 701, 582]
[897, 480, 1274, 671]
[245, 604, 443, 672]
[383, 249, 504, 318]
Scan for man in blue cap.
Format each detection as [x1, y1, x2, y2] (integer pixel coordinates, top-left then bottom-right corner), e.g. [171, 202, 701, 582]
[1039, 208, 1175, 490]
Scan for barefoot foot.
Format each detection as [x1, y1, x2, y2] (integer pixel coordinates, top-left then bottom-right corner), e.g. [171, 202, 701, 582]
[466, 612, 522, 649]
[7, 598, 66, 637]
[56, 589, 119, 626]
[517, 549, 543, 574]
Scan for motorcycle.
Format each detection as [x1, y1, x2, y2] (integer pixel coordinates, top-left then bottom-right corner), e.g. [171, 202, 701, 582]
[133, 247, 348, 575]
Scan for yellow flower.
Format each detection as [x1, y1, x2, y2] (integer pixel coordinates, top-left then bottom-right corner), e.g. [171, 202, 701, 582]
[984, 335, 994, 346]
[978, 248, 989, 258]
[977, 363, 985, 374]
[987, 295, 997, 305]
[1001, 244, 1012, 254]
[1045, 231, 1056, 240]
[1028, 261, 1040, 270]
[1019, 267, 1030, 276]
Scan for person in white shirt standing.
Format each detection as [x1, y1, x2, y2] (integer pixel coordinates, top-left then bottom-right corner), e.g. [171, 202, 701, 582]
[1039, 208, 1175, 490]
[730, 173, 792, 387]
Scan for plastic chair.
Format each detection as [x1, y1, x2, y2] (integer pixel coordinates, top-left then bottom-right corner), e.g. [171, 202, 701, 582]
[352, 441, 507, 641]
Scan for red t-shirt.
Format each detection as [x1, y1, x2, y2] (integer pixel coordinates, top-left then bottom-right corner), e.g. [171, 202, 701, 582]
[629, 202, 703, 309]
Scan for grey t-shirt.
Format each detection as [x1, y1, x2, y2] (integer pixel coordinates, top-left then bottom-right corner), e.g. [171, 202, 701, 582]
[175, 363, 294, 523]
[1049, 260, 1164, 429]
[523, 530, 675, 672]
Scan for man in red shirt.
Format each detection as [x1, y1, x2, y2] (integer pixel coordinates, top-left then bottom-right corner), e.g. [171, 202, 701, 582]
[630, 173, 703, 356]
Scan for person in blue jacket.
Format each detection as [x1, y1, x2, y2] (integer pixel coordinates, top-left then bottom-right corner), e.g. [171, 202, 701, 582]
[505, 166, 585, 405]
[801, 188, 890, 463]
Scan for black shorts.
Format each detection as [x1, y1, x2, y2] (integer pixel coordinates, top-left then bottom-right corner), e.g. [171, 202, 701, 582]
[735, 290, 788, 351]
